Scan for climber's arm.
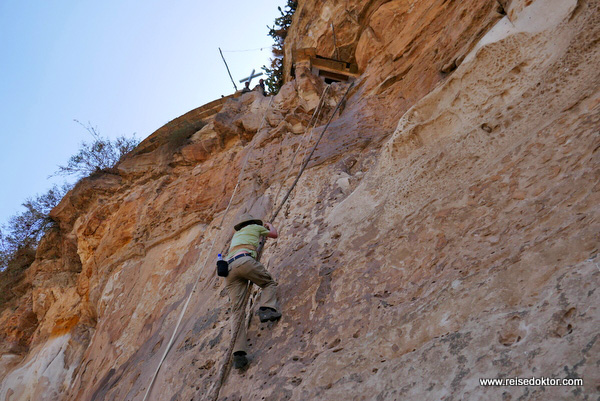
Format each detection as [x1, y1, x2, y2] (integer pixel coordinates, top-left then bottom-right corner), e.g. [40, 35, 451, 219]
[264, 222, 278, 239]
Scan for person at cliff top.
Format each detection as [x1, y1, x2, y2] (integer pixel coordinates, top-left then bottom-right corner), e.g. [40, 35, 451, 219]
[253, 78, 266, 96]
[225, 213, 281, 369]
[241, 81, 251, 93]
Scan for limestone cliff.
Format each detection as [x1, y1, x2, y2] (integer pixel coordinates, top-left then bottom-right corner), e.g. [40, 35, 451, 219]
[1, 0, 599, 400]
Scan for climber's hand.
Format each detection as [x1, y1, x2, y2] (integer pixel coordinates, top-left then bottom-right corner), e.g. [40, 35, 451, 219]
[264, 222, 278, 239]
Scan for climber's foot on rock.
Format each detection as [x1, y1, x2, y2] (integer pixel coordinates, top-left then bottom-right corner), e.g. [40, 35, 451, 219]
[233, 351, 248, 370]
[257, 307, 282, 323]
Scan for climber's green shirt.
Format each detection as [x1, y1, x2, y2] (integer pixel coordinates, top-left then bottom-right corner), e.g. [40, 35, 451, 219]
[227, 224, 270, 260]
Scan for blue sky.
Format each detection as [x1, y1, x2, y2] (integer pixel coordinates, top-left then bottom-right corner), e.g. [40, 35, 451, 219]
[0, 0, 285, 226]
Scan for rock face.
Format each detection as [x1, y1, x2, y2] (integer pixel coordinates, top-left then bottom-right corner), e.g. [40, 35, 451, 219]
[1, 0, 599, 400]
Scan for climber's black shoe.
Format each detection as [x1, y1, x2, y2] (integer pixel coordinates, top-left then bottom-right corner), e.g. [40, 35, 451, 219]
[257, 307, 282, 323]
[233, 352, 248, 369]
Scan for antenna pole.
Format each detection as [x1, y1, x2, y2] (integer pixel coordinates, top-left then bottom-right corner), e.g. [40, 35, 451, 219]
[219, 47, 238, 91]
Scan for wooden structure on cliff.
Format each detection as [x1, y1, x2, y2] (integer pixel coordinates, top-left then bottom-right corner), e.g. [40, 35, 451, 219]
[294, 47, 360, 84]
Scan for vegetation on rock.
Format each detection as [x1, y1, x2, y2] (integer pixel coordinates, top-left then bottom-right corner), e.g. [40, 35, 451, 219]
[53, 120, 139, 178]
[262, 0, 297, 95]
[1, 121, 139, 272]
[0, 184, 70, 271]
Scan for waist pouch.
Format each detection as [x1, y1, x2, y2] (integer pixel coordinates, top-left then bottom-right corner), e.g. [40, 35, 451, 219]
[218, 244, 256, 278]
[216, 260, 229, 277]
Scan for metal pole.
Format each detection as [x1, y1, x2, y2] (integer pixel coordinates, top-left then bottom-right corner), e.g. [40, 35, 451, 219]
[219, 47, 238, 91]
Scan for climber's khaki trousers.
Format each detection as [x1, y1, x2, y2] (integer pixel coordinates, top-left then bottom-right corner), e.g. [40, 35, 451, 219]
[225, 256, 278, 354]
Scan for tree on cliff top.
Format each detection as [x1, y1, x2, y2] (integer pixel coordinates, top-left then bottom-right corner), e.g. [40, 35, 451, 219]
[1, 122, 139, 272]
[52, 120, 140, 178]
[262, 0, 297, 95]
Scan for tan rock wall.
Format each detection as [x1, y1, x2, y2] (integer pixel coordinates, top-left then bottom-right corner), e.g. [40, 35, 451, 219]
[0, 0, 599, 400]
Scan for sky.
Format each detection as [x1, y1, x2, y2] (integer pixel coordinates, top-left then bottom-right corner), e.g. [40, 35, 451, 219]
[0, 0, 285, 226]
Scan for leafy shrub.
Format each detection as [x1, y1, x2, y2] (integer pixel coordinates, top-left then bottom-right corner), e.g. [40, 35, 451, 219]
[52, 120, 140, 178]
[1, 121, 139, 272]
[0, 184, 71, 271]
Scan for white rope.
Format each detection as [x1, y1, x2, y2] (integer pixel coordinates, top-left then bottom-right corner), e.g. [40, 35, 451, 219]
[141, 96, 274, 401]
[272, 85, 330, 206]
[295, 87, 333, 174]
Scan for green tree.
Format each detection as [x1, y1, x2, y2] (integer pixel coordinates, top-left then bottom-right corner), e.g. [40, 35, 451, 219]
[262, 0, 297, 95]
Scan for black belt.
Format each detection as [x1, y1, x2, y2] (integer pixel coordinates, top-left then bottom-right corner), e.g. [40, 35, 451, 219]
[228, 253, 253, 264]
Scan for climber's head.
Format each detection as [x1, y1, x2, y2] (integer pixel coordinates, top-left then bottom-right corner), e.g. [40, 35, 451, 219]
[234, 213, 263, 231]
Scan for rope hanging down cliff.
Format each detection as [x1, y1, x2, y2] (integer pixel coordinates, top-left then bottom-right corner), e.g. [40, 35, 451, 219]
[236, 85, 332, 340]
[208, 82, 354, 401]
[272, 85, 331, 206]
[141, 96, 274, 401]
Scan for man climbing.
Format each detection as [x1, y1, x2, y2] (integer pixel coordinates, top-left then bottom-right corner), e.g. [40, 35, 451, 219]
[225, 213, 281, 369]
